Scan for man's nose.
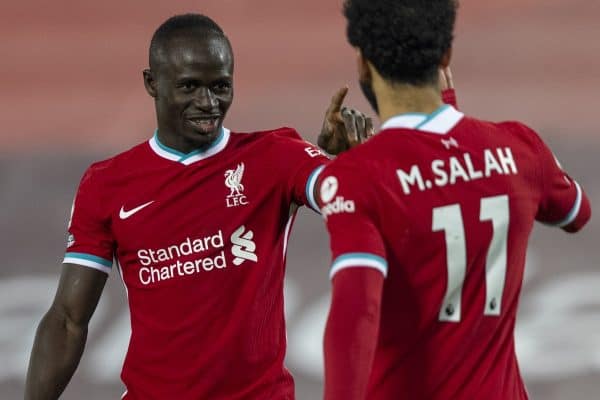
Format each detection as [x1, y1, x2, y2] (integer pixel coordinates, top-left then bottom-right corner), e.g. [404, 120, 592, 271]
[193, 87, 217, 109]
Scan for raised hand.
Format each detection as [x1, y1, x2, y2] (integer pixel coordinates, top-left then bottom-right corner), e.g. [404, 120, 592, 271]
[318, 87, 374, 155]
[439, 66, 454, 91]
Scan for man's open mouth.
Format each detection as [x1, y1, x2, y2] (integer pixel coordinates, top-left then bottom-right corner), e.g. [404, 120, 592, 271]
[187, 116, 220, 132]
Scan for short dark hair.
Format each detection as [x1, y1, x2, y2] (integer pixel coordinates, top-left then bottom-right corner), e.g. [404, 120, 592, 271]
[149, 13, 228, 69]
[344, 0, 457, 85]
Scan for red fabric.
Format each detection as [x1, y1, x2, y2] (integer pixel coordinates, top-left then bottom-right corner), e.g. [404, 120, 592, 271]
[442, 88, 458, 108]
[67, 127, 328, 399]
[529, 121, 592, 230]
[564, 192, 591, 232]
[324, 268, 384, 400]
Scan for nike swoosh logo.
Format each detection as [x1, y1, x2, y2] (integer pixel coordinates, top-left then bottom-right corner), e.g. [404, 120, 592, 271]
[119, 201, 155, 219]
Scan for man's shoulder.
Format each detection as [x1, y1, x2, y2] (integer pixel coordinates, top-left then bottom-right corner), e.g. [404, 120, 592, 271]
[328, 132, 385, 170]
[378, 114, 544, 156]
[460, 115, 542, 145]
[228, 126, 325, 162]
[321, 144, 373, 186]
[230, 126, 304, 145]
[83, 140, 151, 182]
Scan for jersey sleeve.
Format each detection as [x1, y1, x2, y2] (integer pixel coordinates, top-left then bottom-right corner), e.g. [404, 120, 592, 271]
[318, 161, 388, 279]
[324, 267, 384, 400]
[63, 165, 114, 274]
[276, 128, 330, 212]
[534, 132, 591, 232]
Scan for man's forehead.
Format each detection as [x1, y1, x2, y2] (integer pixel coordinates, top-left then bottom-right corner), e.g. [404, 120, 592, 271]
[155, 33, 233, 71]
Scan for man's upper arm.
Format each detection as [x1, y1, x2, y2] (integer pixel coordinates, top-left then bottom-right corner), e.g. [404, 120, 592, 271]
[534, 132, 591, 232]
[319, 162, 388, 279]
[52, 264, 108, 327]
[276, 128, 329, 212]
[55, 165, 114, 323]
[65, 165, 115, 273]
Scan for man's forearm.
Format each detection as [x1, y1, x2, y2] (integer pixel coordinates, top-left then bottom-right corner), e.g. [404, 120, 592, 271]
[324, 268, 384, 400]
[25, 307, 88, 400]
[324, 304, 379, 400]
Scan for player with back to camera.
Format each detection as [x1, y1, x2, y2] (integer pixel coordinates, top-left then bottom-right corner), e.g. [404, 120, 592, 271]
[318, 1, 592, 399]
[24, 13, 381, 400]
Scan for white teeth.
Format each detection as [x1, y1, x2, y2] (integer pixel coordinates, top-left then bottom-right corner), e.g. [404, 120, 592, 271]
[189, 118, 217, 131]
[190, 118, 217, 124]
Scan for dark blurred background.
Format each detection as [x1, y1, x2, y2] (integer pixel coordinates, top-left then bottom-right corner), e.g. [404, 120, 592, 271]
[1, 1, 599, 398]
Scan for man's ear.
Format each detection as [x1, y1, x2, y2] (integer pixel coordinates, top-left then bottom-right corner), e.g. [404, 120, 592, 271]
[143, 69, 158, 98]
[357, 49, 372, 83]
[440, 47, 452, 68]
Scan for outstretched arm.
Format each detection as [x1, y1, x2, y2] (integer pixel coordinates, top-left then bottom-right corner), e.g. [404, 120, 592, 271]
[25, 264, 107, 400]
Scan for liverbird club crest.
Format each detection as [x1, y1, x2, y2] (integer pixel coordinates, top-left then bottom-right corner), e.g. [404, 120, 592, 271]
[225, 163, 249, 208]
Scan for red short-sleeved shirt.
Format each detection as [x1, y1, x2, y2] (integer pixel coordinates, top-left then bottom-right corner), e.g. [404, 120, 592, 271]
[65, 127, 328, 399]
[320, 105, 589, 399]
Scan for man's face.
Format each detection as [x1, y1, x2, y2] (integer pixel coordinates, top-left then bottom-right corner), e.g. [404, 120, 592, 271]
[149, 34, 234, 151]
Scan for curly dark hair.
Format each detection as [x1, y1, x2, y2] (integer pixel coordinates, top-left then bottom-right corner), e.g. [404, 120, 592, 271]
[149, 14, 228, 69]
[344, 0, 457, 85]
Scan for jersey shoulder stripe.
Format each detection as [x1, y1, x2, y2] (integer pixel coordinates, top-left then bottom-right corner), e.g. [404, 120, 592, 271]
[306, 165, 325, 212]
[64, 252, 113, 274]
[544, 181, 583, 227]
[330, 252, 388, 279]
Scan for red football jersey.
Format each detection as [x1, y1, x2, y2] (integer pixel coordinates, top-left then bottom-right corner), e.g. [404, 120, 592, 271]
[320, 105, 590, 399]
[64, 127, 327, 399]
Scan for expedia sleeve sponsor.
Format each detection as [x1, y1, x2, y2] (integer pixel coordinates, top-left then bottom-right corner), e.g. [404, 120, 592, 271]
[321, 196, 356, 219]
[319, 175, 356, 219]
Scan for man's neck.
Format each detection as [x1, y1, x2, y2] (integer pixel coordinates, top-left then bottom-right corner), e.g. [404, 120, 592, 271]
[156, 127, 221, 154]
[375, 81, 444, 124]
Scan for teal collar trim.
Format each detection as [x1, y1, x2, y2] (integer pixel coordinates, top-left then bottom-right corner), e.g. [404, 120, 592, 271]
[149, 127, 231, 165]
[380, 105, 464, 135]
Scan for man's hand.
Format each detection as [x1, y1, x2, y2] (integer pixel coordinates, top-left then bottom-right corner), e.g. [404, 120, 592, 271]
[318, 87, 374, 155]
[439, 66, 459, 109]
[439, 66, 454, 91]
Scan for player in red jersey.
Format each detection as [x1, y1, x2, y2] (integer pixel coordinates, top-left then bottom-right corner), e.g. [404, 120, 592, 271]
[319, 1, 592, 399]
[24, 14, 376, 400]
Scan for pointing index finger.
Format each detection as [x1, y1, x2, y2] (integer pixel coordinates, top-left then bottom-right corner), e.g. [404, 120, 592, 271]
[327, 86, 349, 115]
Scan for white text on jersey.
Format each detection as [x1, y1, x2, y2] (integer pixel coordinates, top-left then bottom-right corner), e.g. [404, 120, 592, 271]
[225, 163, 249, 207]
[137, 231, 225, 285]
[321, 196, 356, 219]
[135, 228, 261, 285]
[397, 147, 518, 195]
[304, 146, 325, 158]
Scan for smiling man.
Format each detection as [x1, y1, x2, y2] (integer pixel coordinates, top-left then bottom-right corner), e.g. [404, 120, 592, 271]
[24, 14, 373, 400]
[145, 19, 234, 152]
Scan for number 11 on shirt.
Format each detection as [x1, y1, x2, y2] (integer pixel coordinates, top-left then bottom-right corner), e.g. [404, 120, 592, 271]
[432, 195, 509, 322]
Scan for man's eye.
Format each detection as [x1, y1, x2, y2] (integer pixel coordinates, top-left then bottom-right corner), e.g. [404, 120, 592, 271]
[214, 82, 231, 91]
[180, 82, 195, 91]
